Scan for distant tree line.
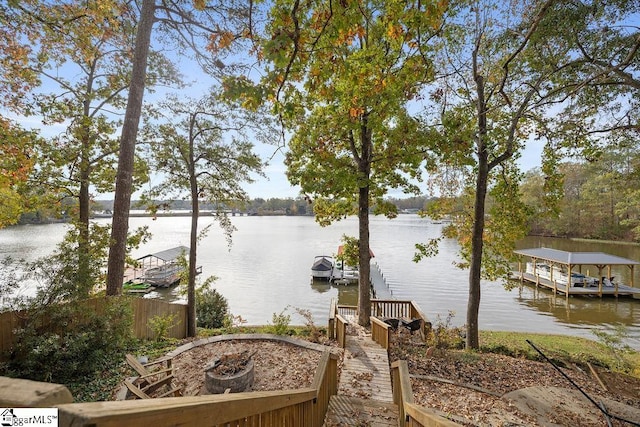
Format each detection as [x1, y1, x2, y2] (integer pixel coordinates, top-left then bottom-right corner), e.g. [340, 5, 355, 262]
[15, 195, 434, 224]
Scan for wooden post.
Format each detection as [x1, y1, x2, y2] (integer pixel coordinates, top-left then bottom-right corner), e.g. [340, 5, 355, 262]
[0, 377, 73, 407]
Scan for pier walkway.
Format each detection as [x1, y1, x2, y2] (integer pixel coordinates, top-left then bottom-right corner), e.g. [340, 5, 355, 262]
[324, 319, 398, 426]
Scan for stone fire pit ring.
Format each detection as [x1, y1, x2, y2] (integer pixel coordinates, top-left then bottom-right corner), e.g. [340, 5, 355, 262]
[205, 355, 255, 394]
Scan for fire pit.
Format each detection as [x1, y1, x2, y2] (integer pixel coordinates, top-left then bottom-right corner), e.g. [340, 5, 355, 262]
[204, 350, 255, 394]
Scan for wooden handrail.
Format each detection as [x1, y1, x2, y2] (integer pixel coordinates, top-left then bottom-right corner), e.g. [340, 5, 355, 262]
[335, 314, 348, 349]
[370, 316, 391, 350]
[391, 361, 460, 427]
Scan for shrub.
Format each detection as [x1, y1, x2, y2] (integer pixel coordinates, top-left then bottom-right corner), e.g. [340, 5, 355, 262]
[196, 285, 229, 329]
[427, 310, 465, 350]
[293, 307, 323, 343]
[148, 313, 179, 341]
[269, 309, 291, 335]
[5, 297, 134, 384]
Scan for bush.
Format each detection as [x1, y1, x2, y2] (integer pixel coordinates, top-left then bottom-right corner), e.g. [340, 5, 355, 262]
[148, 313, 179, 341]
[196, 285, 229, 329]
[269, 309, 291, 335]
[5, 297, 134, 384]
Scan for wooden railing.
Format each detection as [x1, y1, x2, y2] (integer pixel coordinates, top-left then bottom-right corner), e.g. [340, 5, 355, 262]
[335, 314, 349, 349]
[370, 316, 391, 349]
[330, 299, 430, 345]
[328, 298, 337, 340]
[337, 304, 357, 317]
[51, 351, 339, 427]
[391, 360, 460, 427]
[371, 299, 428, 323]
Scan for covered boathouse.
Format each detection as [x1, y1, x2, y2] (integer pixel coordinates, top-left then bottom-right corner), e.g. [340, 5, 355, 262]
[513, 247, 640, 299]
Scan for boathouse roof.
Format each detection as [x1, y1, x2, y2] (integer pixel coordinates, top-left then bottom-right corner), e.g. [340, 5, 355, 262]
[137, 245, 190, 262]
[514, 247, 640, 266]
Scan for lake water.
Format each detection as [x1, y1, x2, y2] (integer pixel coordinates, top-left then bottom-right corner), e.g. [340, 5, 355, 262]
[2, 215, 640, 348]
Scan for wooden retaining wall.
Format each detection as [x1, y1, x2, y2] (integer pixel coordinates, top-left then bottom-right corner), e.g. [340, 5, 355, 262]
[0, 297, 188, 355]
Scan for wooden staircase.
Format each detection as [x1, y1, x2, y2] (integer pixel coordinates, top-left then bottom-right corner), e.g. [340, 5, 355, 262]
[324, 325, 399, 426]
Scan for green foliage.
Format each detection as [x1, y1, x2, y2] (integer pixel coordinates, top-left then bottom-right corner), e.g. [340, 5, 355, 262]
[336, 235, 359, 268]
[4, 297, 134, 384]
[269, 309, 291, 336]
[195, 283, 229, 329]
[426, 311, 465, 350]
[148, 313, 179, 342]
[480, 330, 640, 377]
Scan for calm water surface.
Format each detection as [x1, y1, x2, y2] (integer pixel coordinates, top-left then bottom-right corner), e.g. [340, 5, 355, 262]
[1, 215, 639, 347]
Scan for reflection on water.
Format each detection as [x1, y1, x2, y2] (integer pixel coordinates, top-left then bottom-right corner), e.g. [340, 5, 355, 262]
[1, 216, 639, 348]
[513, 283, 638, 325]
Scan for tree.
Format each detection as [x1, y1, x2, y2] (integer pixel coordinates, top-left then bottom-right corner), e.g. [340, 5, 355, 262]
[143, 92, 265, 336]
[422, 0, 640, 349]
[0, 117, 37, 228]
[240, 0, 446, 326]
[420, 0, 569, 349]
[106, 0, 258, 296]
[3, 0, 179, 293]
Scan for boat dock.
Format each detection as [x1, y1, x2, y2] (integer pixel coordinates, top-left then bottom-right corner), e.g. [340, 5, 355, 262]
[514, 247, 640, 299]
[514, 271, 640, 298]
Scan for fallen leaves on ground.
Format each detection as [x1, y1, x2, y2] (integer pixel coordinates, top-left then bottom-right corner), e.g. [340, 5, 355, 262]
[389, 333, 640, 426]
[172, 339, 341, 396]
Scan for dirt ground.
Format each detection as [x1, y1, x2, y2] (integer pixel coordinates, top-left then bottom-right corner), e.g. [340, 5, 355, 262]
[389, 333, 640, 426]
[171, 339, 341, 396]
[146, 334, 640, 426]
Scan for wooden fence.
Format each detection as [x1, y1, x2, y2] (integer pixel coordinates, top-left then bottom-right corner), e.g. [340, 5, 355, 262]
[0, 297, 187, 355]
[57, 351, 339, 427]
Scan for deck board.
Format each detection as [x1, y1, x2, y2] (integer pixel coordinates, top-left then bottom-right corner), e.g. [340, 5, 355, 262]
[324, 320, 398, 426]
[324, 395, 398, 427]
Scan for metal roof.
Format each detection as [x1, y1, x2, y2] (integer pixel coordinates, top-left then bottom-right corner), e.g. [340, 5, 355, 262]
[137, 245, 190, 262]
[514, 247, 639, 266]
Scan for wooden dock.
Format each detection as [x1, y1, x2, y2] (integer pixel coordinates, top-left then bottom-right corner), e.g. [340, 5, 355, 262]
[324, 321, 398, 426]
[515, 271, 640, 298]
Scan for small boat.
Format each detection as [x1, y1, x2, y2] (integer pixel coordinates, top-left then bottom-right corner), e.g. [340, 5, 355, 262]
[123, 280, 155, 294]
[311, 255, 334, 280]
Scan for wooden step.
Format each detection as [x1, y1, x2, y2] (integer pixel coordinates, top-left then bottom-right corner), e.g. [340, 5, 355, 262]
[324, 395, 398, 427]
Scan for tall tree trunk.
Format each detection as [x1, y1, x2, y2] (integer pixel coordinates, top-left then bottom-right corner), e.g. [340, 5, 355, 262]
[188, 189, 198, 337]
[357, 117, 372, 327]
[78, 93, 93, 296]
[187, 123, 198, 338]
[106, 0, 155, 296]
[78, 163, 91, 295]
[467, 73, 488, 350]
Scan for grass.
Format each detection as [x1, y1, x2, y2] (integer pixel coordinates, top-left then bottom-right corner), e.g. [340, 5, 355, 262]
[480, 330, 640, 376]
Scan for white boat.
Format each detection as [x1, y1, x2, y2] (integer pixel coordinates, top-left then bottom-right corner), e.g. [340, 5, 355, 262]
[525, 262, 597, 287]
[311, 255, 334, 280]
